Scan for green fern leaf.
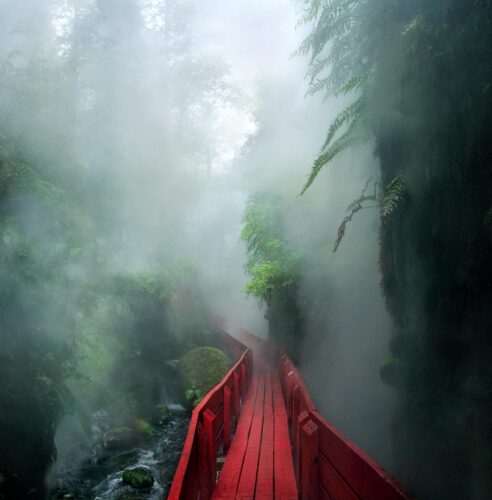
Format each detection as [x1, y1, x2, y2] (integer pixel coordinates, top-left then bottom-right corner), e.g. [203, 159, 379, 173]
[301, 122, 367, 195]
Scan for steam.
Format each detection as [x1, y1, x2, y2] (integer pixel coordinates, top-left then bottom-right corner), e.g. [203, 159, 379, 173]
[0, 0, 398, 490]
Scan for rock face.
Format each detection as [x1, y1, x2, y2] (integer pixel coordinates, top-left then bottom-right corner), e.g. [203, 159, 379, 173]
[178, 346, 231, 407]
[121, 467, 154, 490]
[102, 427, 138, 451]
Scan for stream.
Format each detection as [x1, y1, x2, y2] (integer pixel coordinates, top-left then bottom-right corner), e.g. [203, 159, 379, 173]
[49, 405, 190, 500]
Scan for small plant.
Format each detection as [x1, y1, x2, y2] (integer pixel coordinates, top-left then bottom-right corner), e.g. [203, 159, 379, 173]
[184, 382, 203, 406]
[333, 176, 407, 252]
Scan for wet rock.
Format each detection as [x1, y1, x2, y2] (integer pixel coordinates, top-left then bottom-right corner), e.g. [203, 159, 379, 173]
[152, 405, 171, 426]
[102, 427, 138, 451]
[117, 492, 139, 500]
[121, 467, 154, 490]
[178, 347, 231, 407]
[132, 419, 156, 439]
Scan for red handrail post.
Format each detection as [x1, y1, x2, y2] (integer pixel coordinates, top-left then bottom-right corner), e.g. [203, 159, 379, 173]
[223, 385, 232, 453]
[295, 409, 310, 483]
[286, 370, 294, 420]
[301, 419, 319, 500]
[203, 409, 217, 490]
[241, 362, 247, 398]
[233, 371, 240, 418]
[291, 384, 300, 438]
[198, 422, 211, 499]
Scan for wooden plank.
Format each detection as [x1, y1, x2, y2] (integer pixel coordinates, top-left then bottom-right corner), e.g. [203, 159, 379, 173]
[256, 372, 274, 498]
[311, 410, 411, 500]
[212, 374, 260, 499]
[198, 422, 211, 499]
[203, 409, 217, 490]
[272, 373, 298, 500]
[300, 419, 319, 499]
[318, 452, 358, 500]
[236, 374, 266, 496]
[234, 371, 241, 418]
[223, 385, 232, 453]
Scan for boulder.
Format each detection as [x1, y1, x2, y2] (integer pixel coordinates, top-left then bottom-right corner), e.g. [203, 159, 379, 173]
[178, 347, 231, 407]
[121, 467, 154, 490]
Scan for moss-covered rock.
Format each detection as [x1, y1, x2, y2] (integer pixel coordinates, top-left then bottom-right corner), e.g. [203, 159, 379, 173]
[132, 418, 156, 439]
[178, 347, 231, 406]
[122, 467, 154, 490]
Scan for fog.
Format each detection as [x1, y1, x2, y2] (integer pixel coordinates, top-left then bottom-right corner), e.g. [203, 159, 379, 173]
[0, 0, 409, 497]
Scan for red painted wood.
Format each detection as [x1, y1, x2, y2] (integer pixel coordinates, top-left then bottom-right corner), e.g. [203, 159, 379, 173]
[241, 362, 247, 398]
[292, 384, 300, 444]
[170, 319, 413, 500]
[203, 409, 217, 490]
[168, 329, 250, 500]
[256, 373, 274, 498]
[318, 453, 358, 500]
[296, 410, 311, 482]
[198, 422, 211, 499]
[301, 419, 319, 500]
[236, 375, 265, 496]
[309, 410, 412, 500]
[212, 375, 260, 499]
[223, 385, 232, 453]
[233, 371, 240, 418]
[272, 373, 298, 500]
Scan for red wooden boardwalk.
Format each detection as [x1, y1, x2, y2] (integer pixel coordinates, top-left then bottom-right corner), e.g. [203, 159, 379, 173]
[168, 319, 413, 500]
[212, 369, 297, 499]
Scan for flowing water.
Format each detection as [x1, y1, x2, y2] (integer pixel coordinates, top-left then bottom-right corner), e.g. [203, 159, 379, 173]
[50, 406, 190, 500]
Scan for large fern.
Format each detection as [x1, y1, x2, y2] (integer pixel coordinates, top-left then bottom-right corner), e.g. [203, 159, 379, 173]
[298, 0, 372, 195]
[333, 176, 406, 252]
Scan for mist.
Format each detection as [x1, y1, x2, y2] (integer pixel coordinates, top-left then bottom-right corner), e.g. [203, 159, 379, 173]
[1, 0, 491, 499]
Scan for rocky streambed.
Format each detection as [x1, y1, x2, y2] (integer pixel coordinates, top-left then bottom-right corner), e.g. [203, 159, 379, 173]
[49, 405, 189, 500]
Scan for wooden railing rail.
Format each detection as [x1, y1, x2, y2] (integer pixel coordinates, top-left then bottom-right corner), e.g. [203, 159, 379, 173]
[278, 353, 413, 500]
[167, 332, 253, 500]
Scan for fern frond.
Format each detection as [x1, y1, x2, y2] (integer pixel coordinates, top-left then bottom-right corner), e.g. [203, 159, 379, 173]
[307, 57, 330, 83]
[312, 1, 357, 56]
[347, 194, 378, 211]
[301, 122, 367, 195]
[306, 75, 336, 96]
[297, 0, 324, 25]
[335, 73, 371, 96]
[380, 176, 406, 219]
[319, 94, 366, 152]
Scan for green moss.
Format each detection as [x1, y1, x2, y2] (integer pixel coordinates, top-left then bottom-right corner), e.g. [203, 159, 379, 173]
[133, 418, 156, 438]
[122, 467, 154, 490]
[178, 347, 231, 406]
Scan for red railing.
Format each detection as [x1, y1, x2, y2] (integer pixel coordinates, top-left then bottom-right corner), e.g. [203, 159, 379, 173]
[167, 332, 253, 500]
[278, 353, 413, 500]
[169, 318, 413, 499]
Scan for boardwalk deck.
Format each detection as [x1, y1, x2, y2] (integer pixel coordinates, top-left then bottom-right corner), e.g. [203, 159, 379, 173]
[168, 319, 412, 500]
[212, 366, 297, 499]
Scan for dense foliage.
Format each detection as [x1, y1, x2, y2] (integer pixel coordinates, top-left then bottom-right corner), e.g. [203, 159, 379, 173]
[241, 194, 304, 360]
[298, 0, 492, 497]
[0, 1, 235, 497]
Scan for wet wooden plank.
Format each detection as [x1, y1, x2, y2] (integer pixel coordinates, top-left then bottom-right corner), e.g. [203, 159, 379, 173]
[236, 375, 265, 496]
[212, 374, 259, 499]
[272, 372, 298, 500]
[255, 373, 274, 498]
